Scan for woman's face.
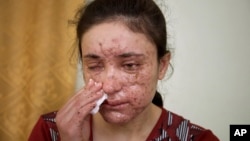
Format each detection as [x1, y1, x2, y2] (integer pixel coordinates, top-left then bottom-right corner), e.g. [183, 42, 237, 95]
[81, 22, 169, 124]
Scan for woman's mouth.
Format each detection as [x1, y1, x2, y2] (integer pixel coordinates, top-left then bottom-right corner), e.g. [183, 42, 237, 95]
[102, 100, 129, 110]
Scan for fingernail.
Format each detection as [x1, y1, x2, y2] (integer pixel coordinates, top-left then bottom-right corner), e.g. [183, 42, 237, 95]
[96, 82, 102, 87]
[89, 79, 93, 84]
[96, 91, 102, 95]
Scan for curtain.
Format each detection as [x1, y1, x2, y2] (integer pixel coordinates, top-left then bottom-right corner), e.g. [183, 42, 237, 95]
[0, 0, 83, 140]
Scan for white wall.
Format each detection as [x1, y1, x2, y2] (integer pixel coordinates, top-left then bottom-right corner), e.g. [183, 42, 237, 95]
[161, 0, 250, 140]
[76, 0, 250, 140]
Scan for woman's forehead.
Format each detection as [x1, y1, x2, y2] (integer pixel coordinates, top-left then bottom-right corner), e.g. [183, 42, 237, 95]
[81, 22, 156, 57]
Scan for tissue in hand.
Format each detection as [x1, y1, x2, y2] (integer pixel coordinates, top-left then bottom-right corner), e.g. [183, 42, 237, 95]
[90, 93, 108, 114]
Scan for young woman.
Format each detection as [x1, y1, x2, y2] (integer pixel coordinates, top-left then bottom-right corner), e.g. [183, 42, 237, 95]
[29, 0, 219, 140]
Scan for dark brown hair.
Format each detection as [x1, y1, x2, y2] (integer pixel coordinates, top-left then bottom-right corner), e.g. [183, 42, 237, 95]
[75, 0, 170, 107]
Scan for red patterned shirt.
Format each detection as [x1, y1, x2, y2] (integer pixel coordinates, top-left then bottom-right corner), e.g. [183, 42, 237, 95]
[29, 108, 219, 141]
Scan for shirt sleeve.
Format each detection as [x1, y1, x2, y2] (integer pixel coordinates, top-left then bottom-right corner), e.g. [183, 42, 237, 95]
[193, 130, 220, 141]
[28, 116, 53, 141]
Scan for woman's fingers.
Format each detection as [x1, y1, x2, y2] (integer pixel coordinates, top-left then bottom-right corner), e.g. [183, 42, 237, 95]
[58, 79, 103, 116]
[55, 79, 104, 140]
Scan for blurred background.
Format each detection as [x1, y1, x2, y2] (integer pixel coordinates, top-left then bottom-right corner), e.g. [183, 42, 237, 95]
[1, 0, 250, 141]
[0, 0, 82, 140]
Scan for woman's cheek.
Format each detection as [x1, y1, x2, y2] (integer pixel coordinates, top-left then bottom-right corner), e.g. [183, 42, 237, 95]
[129, 88, 148, 107]
[124, 72, 156, 106]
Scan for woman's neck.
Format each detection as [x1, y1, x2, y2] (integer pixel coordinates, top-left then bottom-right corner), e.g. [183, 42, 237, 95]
[92, 104, 162, 141]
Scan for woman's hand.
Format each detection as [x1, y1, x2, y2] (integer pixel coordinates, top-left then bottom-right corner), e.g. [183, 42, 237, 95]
[55, 79, 103, 141]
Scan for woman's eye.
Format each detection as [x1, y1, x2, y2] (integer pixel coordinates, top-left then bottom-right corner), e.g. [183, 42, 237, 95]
[123, 63, 140, 71]
[87, 65, 103, 71]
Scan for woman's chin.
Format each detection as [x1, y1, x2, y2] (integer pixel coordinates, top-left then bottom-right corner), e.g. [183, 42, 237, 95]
[99, 110, 135, 124]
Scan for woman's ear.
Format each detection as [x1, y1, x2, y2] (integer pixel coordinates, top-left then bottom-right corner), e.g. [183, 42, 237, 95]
[158, 52, 171, 80]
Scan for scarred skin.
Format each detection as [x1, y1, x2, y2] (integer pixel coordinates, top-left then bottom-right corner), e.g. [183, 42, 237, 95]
[55, 22, 170, 141]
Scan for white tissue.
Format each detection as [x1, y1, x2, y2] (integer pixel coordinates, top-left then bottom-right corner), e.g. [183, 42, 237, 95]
[90, 93, 108, 114]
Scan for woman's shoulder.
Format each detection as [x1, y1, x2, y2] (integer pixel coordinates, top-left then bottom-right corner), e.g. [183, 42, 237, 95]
[40, 111, 58, 133]
[41, 111, 57, 122]
[37, 111, 58, 128]
[149, 108, 219, 141]
[28, 111, 59, 141]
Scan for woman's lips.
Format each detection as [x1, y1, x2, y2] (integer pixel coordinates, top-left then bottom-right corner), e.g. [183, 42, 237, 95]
[102, 100, 129, 109]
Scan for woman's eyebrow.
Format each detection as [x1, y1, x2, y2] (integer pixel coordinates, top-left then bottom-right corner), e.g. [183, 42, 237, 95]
[117, 52, 145, 58]
[83, 52, 145, 60]
[83, 54, 101, 59]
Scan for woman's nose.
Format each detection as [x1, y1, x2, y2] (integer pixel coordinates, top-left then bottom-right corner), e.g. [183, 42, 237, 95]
[101, 67, 122, 95]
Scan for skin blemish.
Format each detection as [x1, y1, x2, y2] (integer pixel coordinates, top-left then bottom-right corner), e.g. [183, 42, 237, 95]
[112, 38, 118, 43]
[98, 42, 102, 47]
[81, 22, 163, 124]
